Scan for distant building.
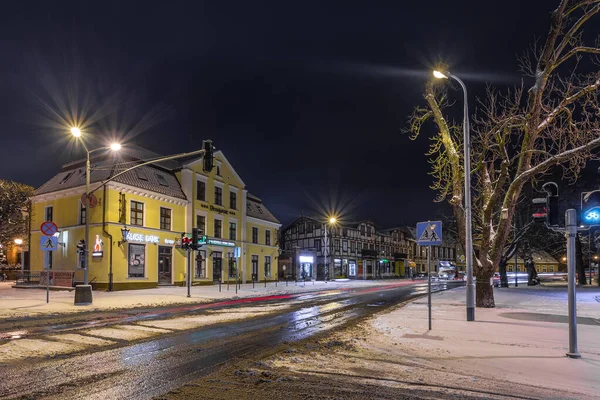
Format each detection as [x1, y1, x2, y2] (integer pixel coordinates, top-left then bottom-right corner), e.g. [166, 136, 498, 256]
[502, 250, 560, 273]
[280, 217, 417, 280]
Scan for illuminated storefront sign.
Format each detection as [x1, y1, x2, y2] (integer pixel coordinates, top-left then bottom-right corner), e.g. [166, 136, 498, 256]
[127, 232, 159, 244]
[299, 256, 314, 263]
[164, 238, 175, 245]
[206, 238, 235, 247]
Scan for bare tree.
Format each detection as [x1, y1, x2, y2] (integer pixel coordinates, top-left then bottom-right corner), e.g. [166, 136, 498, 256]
[0, 179, 34, 248]
[409, 0, 600, 307]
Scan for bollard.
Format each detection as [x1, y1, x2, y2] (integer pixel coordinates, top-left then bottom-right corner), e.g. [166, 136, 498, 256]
[265, 277, 267, 288]
[219, 280, 221, 292]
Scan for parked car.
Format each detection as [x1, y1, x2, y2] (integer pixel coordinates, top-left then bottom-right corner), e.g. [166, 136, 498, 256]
[493, 273, 501, 287]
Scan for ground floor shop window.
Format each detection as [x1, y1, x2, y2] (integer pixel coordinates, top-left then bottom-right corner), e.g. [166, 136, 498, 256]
[195, 250, 206, 278]
[334, 258, 342, 276]
[264, 256, 271, 277]
[349, 261, 356, 276]
[229, 258, 237, 278]
[128, 243, 145, 277]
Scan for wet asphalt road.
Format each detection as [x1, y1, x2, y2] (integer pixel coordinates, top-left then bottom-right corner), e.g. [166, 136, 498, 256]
[0, 281, 462, 400]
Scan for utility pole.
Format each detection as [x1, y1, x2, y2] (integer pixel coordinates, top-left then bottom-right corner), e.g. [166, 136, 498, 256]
[566, 209, 581, 358]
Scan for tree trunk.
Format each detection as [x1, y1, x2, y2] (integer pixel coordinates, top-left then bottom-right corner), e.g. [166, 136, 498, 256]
[475, 269, 495, 307]
[576, 234, 587, 285]
[498, 256, 509, 287]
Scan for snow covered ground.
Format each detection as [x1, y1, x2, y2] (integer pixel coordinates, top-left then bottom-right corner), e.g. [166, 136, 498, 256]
[159, 285, 600, 400]
[0, 279, 418, 319]
[369, 286, 600, 397]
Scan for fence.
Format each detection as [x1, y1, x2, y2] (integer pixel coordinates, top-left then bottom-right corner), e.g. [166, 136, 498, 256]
[15, 271, 75, 287]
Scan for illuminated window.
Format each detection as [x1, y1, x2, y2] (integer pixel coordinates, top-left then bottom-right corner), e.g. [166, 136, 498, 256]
[130, 201, 144, 226]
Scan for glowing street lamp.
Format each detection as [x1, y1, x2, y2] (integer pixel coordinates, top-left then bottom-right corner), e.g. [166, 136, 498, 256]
[110, 142, 122, 151]
[433, 70, 448, 79]
[433, 68, 475, 322]
[71, 127, 82, 137]
[14, 239, 23, 245]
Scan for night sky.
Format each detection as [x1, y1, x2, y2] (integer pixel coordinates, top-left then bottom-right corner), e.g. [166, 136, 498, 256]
[0, 1, 552, 226]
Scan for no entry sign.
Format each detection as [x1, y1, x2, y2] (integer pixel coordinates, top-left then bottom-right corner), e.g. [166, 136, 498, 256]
[41, 221, 58, 236]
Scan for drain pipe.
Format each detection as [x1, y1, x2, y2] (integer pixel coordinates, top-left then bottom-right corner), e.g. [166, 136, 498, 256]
[102, 184, 114, 292]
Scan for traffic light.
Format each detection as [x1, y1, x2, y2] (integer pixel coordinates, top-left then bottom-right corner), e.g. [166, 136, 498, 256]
[180, 233, 191, 250]
[202, 140, 214, 173]
[192, 228, 199, 251]
[582, 190, 600, 225]
[77, 239, 86, 254]
[532, 182, 559, 226]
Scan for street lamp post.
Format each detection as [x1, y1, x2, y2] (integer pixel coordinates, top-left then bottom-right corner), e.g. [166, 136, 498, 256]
[71, 127, 121, 303]
[323, 217, 336, 281]
[433, 70, 475, 321]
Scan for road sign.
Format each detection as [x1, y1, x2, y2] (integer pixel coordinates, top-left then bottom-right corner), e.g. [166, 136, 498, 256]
[81, 193, 98, 208]
[40, 221, 58, 236]
[416, 221, 443, 246]
[40, 236, 58, 251]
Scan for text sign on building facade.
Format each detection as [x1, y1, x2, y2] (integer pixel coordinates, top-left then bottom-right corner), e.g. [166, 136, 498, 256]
[126, 232, 160, 244]
[416, 221, 443, 246]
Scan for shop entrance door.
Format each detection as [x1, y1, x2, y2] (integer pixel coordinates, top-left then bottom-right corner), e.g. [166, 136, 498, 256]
[158, 246, 172, 284]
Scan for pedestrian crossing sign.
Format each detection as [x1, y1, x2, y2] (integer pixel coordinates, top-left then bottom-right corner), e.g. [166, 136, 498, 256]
[416, 221, 443, 246]
[40, 236, 58, 252]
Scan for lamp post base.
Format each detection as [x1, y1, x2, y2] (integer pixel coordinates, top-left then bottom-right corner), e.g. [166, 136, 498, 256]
[74, 285, 93, 305]
[467, 307, 475, 322]
[566, 352, 581, 359]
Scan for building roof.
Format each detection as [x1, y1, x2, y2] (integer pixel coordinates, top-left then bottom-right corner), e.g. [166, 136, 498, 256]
[246, 193, 280, 224]
[35, 157, 187, 200]
[517, 249, 559, 265]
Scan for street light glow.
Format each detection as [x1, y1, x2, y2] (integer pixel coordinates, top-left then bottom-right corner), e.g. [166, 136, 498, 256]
[329, 217, 337, 224]
[433, 70, 448, 79]
[71, 127, 82, 137]
[14, 239, 23, 245]
[110, 142, 122, 151]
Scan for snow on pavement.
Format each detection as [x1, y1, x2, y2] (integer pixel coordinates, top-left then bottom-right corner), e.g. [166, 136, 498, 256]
[0, 280, 416, 319]
[368, 286, 600, 398]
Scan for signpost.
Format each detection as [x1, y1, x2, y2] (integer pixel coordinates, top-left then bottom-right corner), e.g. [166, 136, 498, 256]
[40, 221, 58, 237]
[40, 232, 58, 304]
[417, 221, 443, 331]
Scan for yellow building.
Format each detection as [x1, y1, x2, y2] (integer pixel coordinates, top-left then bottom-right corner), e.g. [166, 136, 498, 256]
[30, 147, 281, 289]
[177, 152, 281, 284]
[502, 250, 560, 273]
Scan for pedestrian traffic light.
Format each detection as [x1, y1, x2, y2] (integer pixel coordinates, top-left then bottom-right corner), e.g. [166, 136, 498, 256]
[202, 140, 214, 173]
[543, 182, 560, 227]
[532, 182, 559, 226]
[192, 228, 199, 251]
[77, 239, 86, 254]
[582, 190, 600, 225]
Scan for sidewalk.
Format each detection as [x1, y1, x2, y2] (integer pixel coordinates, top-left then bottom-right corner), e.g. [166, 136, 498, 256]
[369, 286, 600, 398]
[0, 279, 420, 319]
